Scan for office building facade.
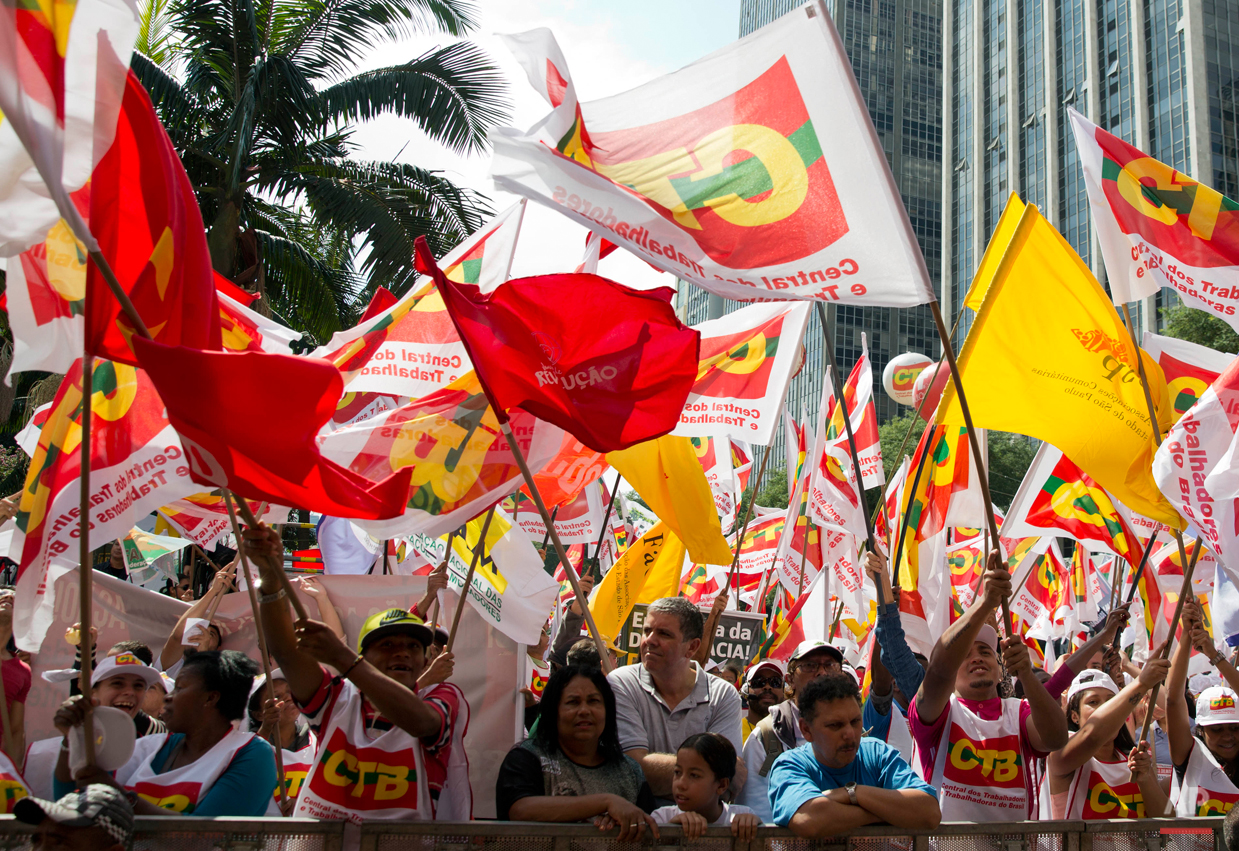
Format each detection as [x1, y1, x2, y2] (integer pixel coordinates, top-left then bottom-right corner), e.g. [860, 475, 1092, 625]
[941, 0, 1239, 344]
[679, 0, 945, 469]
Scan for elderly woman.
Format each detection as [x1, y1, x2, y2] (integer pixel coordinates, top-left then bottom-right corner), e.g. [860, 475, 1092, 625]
[56, 650, 276, 816]
[496, 665, 657, 840]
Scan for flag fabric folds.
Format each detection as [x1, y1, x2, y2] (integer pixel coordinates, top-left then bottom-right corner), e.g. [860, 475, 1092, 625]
[133, 338, 412, 520]
[416, 237, 700, 453]
[1069, 108, 1239, 334]
[158, 495, 284, 550]
[5, 220, 85, 375]
[491, 19, 935, 307]
[1154, 356, 1239, 565]
[316, 372, 561, 537]
[120, 528, 191, 583]
[1142, 331, 1233, 424]
[935, 202, 1179, 526]
[11, 359, 200, 651]
[0, 0, 137, 255]
[607, 435, 733, 565]
[1002, 442, 1146, 565]
[590, 523, 685, 640]
[674, 302, 811, 444]
[86, 72, 221, 365]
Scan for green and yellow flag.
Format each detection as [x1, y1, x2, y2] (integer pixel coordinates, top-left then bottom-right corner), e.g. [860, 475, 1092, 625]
[936, 202, 1180, 526]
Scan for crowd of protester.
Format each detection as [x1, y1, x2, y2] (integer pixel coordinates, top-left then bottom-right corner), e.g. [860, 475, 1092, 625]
[3, 527, 1239, 845]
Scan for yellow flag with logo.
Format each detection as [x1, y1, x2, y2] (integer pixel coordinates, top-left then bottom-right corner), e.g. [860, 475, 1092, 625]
[607, 435, 733, 565]
[936, 202, 1181, 527]
[590, 523, 687, 639]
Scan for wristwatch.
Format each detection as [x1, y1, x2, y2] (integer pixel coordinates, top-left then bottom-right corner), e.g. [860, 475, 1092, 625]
[845, 782, 858, 806]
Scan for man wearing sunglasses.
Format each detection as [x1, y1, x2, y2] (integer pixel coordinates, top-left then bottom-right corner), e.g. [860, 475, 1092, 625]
[737, 641, 843, 822]
[740, 660, 786, 743]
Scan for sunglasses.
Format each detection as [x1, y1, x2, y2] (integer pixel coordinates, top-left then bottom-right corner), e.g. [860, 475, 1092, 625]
[750, 676, 784, 690]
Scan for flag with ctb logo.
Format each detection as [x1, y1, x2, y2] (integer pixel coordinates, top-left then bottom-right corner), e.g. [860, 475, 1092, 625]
[492, 16, 935, 308]
[1141, 331, 1233, 424]
[674, 302, 811, 445]
[1070, 107, 1239, 333]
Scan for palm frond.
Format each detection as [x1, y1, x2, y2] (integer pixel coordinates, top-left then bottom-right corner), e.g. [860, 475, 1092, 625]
[136, 0, 180, 68]
[317, 42, 508, 155]
[256, 228, 365, 342]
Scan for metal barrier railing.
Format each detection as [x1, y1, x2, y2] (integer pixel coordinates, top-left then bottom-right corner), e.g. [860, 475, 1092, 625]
[0, 817, 1222, 851]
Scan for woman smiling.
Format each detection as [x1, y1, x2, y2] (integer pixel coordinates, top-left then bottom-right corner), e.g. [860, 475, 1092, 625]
[496, 665, 657, 840]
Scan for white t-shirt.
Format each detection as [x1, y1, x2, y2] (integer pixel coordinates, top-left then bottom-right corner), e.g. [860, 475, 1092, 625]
[650, 802, 756, 825]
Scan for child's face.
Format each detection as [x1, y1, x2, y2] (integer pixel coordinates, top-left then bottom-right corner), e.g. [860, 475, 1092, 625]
[671, 747, 727, 814]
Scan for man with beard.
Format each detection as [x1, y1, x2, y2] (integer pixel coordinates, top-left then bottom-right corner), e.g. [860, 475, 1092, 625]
[740, 660, 785, 742]
[247, 524, 468, 822]
[769, 674, 940, 835]
[737, 640, 842, 822]
[908, 554, 1069, 822]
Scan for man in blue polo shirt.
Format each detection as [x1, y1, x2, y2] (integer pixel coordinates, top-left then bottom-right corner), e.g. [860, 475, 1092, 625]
[768, 674, 940, 837]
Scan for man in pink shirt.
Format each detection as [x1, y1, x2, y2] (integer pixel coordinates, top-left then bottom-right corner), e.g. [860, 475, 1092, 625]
[908, 554, 1069, 822]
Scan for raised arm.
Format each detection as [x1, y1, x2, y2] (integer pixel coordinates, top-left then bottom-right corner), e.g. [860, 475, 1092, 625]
[411, 560, 448, 623]
[159, 564, 234, 670]
[1057, 604, 1131, 678]
[868, 551, 924, 706]
[1128, 740, 1170, 817]
[550, 574, 593, 667]
[246, 525, 329, 705]
[1164, 596, 1198, 767]
[1047, 650, 1169, 777]
[916, 553, 1010, 724]
[298, 576, 344, 641]
[1002, 637, 1069, 752]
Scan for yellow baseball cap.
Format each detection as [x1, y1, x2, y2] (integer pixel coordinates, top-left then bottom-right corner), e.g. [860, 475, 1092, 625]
[357, 609, 434, 653]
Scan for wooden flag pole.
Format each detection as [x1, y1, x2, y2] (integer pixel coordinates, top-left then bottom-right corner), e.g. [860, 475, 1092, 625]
[222, 492, 288, 810]
[1112, 303, 1197, 743]
[499, 421, 614, 673]
[445, 508, 496, 654]
[814, 302, 876, 553]
[428, 530, 457, 628]
[726, 442, 774, 597]
[232, 498, 309, 621]
[1121, 529, 1162, 608]
[73, 354, 95, 768]
[928, 299, 1011, 634]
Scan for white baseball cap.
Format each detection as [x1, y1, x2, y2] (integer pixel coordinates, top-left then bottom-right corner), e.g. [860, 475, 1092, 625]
[1196, 686, 1239, 726]
[91, 653, 163, 689]
[742, 659, 786, 690]
[790, 640, 844, 665]
[841, 661, 861, 686]
[1066, 669, 1120, 703]
[975, 624, 999, 654]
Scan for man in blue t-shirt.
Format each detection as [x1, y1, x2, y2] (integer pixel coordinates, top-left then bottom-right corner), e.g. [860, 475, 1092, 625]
[768, 674, 941, 837]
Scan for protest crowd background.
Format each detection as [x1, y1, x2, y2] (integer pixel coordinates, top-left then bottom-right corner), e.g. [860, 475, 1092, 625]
[3, 0, 1239, 846]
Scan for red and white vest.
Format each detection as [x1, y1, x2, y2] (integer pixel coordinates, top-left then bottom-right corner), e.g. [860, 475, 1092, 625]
[1172, 741, 1239, 817]
[117, 729, 254, 814]
[265, 731, 318, 817]
[917, 695, 1031, 822]
[0, 747, 28, 813]
[1056, 755, 1148, 819]
[425, 682, 471, 821]
[294, 682, 432, 823]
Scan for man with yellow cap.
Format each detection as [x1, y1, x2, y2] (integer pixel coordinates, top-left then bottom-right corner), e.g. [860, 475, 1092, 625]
[907, 554, 1069, 822]
[246, 525, 469, 823]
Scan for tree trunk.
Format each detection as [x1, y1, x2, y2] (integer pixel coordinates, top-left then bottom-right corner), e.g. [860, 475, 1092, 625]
[207, 200, 241, 278]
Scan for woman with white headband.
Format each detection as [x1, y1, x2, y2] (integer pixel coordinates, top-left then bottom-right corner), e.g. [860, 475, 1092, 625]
[1159, 596, 1239, 817]
[1041, 650, 1168, 819]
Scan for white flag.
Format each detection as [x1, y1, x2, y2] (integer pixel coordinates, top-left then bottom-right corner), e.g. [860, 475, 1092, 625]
[491, 15, 935, 308]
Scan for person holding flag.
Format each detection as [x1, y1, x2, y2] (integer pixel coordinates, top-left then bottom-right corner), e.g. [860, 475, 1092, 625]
[1161, 596, 1239, 817]
[908, 553, 1069, 821]
[245, 524, 468, 822]
[863, 550, 925, 763]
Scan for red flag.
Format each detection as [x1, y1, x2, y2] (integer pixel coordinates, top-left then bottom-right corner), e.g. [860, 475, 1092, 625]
[132, 338, 412, 519]
[414, 237, 699, 452]
[86, 72, 221, 366]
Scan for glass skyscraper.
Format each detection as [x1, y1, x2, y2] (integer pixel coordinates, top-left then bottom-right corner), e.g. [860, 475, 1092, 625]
[941, 0, 1239, 339]
[679, 0, 944, 466]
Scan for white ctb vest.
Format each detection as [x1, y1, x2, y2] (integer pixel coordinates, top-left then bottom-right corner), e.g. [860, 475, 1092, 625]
[265, 731, 318, 817]
[1172, 741, 1239, 817]
[1053, 755, 1147, 819]
[294, 682, 432, 823]
[424, 682, 472, 821]
[916, 695, 1031, 822]
[117, 728, 254, 814]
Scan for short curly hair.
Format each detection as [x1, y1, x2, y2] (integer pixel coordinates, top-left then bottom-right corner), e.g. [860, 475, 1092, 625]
[798, 673, 862, 722]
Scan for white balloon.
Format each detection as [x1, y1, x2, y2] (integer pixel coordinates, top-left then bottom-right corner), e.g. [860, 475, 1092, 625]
[882, 352, 933, 405]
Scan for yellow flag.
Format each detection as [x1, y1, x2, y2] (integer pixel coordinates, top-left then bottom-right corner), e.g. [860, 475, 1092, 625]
[963, 193, 1026, 311]
[936, 202, 1180, 526]
[589, 523, 686, 639]
[607, 435, 733, 564]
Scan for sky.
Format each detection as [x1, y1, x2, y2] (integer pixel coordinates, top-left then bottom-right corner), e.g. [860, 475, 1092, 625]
[349, 0, 743, 287]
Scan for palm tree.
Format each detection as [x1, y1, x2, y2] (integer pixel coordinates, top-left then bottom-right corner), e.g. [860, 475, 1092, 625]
[132, 0, 508, 343]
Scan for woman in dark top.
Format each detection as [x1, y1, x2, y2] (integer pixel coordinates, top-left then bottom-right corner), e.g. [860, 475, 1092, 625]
[496, 665, 658, 840]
